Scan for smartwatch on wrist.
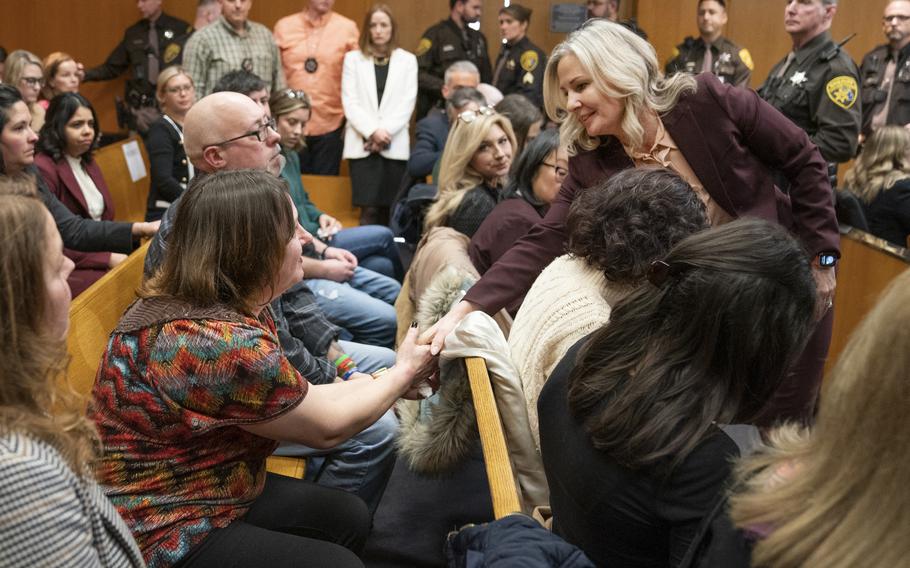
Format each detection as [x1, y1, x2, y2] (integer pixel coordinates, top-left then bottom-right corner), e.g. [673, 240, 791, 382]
[814, 251, 839, 268]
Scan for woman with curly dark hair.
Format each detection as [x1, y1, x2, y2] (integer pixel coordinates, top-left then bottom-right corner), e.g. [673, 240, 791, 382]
[538, 219, 816, 567]
[35, 92, 123, 296]
[508, 168, 708, 448]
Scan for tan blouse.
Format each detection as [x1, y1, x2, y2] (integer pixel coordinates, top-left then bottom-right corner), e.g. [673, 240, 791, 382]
[624, 119, 733, 226]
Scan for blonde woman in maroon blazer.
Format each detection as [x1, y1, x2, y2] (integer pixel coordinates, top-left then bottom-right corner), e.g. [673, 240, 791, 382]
[429, 19, 840, 426]
[36, 93, 125, 296]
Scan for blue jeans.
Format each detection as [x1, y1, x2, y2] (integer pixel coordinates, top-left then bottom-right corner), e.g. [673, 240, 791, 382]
[330, 225, 404, 281]
[276, 342, 397, 516]
[307, 267, 400, 349]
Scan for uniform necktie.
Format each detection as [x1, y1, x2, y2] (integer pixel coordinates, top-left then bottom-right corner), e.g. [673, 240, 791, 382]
[872, 55, 898, 131]
[148, 20, 160, 84]
[775, 51, 796, 80]
[701, 44, 713, 74]
[493, 46, 510, 87]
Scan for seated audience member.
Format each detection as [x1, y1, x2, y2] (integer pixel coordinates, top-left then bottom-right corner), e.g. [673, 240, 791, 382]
[511, 168, 708, 447]
[407, 61, 482, 180]
[0, 85, 158, 255]
[213, 69, 272, 116]
[144, 91, 401, 512]
[538, 219, 816, 567]
[469, 129, 566, 286]
[145, 66, 196, 221]
[205, 75, 400, 347]
[415, 86, 488, 185]
[710, 269, 910, 568]
[424, 108, 516, 239]
[4, 50, 46, 131]
[494, 93, 544, 157]
[0, 190, 144, 567]
[35, 93, 123, 297]
[272, 88, 404, 281]
[843, 125, 910, 247]
[39, 52, 81, 110]
[90, 169, 436, 568]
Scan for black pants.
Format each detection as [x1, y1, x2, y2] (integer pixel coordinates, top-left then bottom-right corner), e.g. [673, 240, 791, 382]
[174, 473, 369, 567]
[300, 124, 345, 175]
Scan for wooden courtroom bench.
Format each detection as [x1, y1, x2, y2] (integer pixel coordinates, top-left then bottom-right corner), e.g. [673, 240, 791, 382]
[94, 136, 151, 224]
[826, 228, 910, 371]
[63, 240, 304, 479]
[301, 174, 360, 229]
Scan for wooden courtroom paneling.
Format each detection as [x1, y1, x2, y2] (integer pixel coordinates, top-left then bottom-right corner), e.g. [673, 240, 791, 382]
[637, 0, 885, 89]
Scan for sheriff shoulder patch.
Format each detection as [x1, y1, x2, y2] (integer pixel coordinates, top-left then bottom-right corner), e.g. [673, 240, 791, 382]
[520, 50, 539, 72]
[416, 38, 432, 57]
[825, 75, 858, 110]
[163, 43, 181, 64]
[739, 48, 754, 71]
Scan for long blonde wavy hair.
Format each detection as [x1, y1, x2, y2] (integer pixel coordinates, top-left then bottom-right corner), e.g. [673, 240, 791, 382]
[843, 125, 910, 203]
[424, 112, 516, 231]
[543, 19, 697, 154]
[0, 187, 99, 474]
[729, 268, 910, 568]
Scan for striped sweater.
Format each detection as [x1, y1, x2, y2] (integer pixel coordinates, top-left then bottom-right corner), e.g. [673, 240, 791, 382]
[0, 430, 144, 567]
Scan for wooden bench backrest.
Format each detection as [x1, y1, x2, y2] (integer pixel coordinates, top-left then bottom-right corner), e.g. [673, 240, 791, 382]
[301, 174, 360, 229]
[827, 229, 910, 371]
[64, 241, 149, 402]
[94, 136, 151, 223]
[465, 357, 522, 519]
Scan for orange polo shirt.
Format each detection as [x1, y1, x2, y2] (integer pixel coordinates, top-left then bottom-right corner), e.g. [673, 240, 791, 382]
[274, 11, 359, 136]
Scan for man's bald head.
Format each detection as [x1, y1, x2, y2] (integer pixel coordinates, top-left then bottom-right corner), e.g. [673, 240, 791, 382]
[184, 92, 283, 175]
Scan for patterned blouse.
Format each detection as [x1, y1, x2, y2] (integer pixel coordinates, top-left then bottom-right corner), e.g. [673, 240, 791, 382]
[89, 297, 307, 568]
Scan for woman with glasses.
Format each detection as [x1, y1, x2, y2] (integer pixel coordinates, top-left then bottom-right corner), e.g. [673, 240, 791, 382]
[468, 129, 565, 303]
[423, 108, 516, 239]
[35, 93, 124, 297]
[427, 20, 840, 427]
[342, 4, 417, 226]
[3, 50, 46, 131]
[145, 67, 197, 221]
[39, 52, 82, 111]
[272, 88, 404, 280]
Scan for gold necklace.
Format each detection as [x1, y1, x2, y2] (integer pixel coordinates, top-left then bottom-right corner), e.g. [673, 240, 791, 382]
[374, 55, 390, 66]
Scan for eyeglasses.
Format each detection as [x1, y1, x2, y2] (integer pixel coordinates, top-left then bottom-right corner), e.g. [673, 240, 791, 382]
[883, 14, 910, 23]
[541, 162, 568, 180]
[20, 77, 44, 87]
[457, 106, 495, 124]
[166, 84, 194, 94]
[210, 117, 277, 147]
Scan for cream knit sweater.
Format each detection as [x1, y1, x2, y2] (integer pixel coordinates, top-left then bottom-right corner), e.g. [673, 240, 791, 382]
[509, 255, 630, 449]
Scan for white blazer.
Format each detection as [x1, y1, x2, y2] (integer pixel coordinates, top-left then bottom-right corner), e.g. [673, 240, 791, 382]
[341, 48, 418, 161]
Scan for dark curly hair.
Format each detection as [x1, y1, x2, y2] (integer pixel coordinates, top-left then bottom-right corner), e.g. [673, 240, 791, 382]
[566, 168, 708, 285]
[36, 92, 100, 165]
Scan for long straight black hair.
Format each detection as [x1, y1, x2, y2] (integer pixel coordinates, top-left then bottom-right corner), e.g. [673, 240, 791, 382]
[567, 219, 816, 474]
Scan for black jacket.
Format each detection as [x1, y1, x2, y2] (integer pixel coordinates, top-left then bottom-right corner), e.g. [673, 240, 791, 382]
[416, 18, 492, 118]
[859, 43, 910, 136]
[493, 36, 546, 108]
[145, 116, 190, 221]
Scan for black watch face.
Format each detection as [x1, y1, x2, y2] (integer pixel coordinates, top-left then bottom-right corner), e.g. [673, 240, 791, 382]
[819, 253, 837, 267]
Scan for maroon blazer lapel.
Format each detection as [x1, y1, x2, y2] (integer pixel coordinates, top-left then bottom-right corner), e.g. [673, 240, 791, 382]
[663, 102, 737, 218]
[56, 159, 91, 217]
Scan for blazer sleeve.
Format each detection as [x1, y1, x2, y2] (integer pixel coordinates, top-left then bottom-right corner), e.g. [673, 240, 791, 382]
[379, 52, 418, 136]
[342, 52, 380, 139]
[464, 178, 575, 314]
[710, 81, 840, 256]
[407, 117, 443, 178]
[37, 176, 135, 254]
[147, 121, 185, 203]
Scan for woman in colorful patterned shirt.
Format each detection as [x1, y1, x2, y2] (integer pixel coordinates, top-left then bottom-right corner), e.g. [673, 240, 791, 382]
[89, 170, 436, 568]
